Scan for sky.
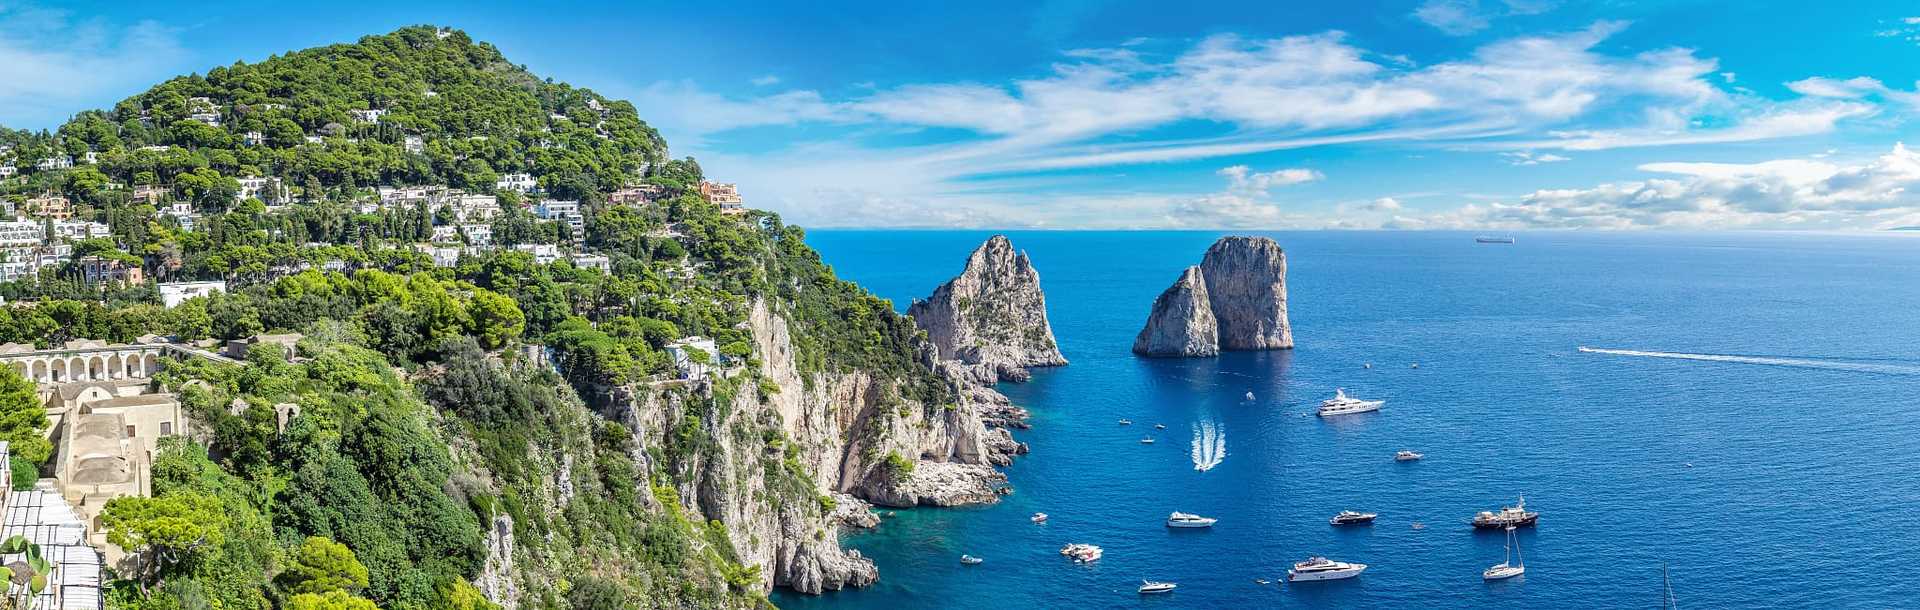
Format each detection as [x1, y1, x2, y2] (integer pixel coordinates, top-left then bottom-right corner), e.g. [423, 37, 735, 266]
[7, 1, 1920, 230]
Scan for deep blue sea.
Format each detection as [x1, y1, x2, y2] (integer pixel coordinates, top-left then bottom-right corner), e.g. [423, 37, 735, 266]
[772, 230, 1920, 609]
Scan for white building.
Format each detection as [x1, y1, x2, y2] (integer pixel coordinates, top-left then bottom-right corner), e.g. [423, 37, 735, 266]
[243, 131, 265, 146]
[236, 176, 284, 204]
[35, 156, 72, 171]
[157, 281, 226, 307]
[404, 135, 425, 154]
[665, 336, 720, 380]
[445, 194, 499, 222]
[0, 166, 15, 178]
[0, 219, 43, 248]
[160, 202, 195, 230]
[570, 253, 611, 272]
[349, 108, 387, 124]
[495, 173, 537, 193]
[51, 221, 109, 241]
[430, 226, 460, 243]
[512, 243, 559, 265]
[535, 200, 584, 232]
[460, 223, 493, 246]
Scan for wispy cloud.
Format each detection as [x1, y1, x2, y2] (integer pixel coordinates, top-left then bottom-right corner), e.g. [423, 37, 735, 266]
[0, 5, 188, 128]
[1412, 0, 1561, 36]
[750, 74, 781, 86]
[1501, 150, 1571, 165]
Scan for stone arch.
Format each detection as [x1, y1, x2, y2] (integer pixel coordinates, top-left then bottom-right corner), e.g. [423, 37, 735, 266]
[88, 355, 105, 380]
[67, 357, 85, 381]
[31, 359, 47, 383]
[50, 359, 67, 382]
[106, 354, 123, 380]
[143, 354, 161, 377]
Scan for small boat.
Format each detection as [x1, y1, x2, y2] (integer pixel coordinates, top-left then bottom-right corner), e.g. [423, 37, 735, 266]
[1482, 524, 1524, 580]
[1411, 522, 1427, 530]
[1154, 423, 1166, 430]
[1254, 578, 1272, 585]
[1060, 543, 1102, 563]
[1329, 510, 1377, 526]
[960, 554, 984, 565]
[1473, 496, 1539, 529]
[1395, 450, 1424, 461]
[1031, 512, 1049, 524]
[1475, 236, 1516, 244]
[1244, 391, 1255, 401]
[1318, 389, 1384, 417]
[1166, 511, 1217, 528]
[1287, 556, 1367, 582]
[1138, 580, 1177, 594]
[1363, 362, 1373, 369]
[1140, 437, 1155, 444]
[1119, 419, 1132, 425]
[1410, 362, 1420, 369]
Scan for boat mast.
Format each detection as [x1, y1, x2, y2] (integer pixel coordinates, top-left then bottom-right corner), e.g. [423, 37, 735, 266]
[1661, 563, 1678, 609]
[1510, 524, 1522, 568]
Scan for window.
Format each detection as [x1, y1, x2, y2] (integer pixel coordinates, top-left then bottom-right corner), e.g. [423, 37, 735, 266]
[125, 425, 135, 437]
[160, 421, 173, 436]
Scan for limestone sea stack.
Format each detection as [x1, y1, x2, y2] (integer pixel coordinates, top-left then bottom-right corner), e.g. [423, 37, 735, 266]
[907, 235, 1067, 383]
[1133, 236, 1292, 357]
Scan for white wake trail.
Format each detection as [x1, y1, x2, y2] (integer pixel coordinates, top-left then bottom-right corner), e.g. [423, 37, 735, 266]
[1578, 346, 1920, 376]
[1190, 419, 1226, 472]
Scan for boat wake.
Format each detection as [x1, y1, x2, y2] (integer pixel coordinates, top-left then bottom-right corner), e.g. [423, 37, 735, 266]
[1191, 419, 1226, 472]
[1577, 347, 1920, 376]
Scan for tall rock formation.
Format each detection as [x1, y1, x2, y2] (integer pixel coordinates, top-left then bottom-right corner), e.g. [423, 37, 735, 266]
[1133, 236, 1292, 356]
[908, 235, 1067, 383]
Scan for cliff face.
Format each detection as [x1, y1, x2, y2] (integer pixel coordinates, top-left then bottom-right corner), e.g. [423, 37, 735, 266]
[907, 235, 1067, 384]
[1131, 267, 1219, 357]
[1134, 236, 1292, 356]
[616, 300, 1024, 595]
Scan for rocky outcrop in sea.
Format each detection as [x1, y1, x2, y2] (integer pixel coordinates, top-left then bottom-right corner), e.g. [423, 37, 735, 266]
[1133, 236, 1292, 357]
[908, 235, 1067, 383]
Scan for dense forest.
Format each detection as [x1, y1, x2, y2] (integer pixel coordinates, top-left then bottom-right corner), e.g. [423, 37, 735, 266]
[0, 25, 955, 610]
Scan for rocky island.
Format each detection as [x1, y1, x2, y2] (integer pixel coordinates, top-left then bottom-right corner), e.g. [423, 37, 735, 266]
[1134, 236, 1294, 356]
[908, 235, 1068, 383]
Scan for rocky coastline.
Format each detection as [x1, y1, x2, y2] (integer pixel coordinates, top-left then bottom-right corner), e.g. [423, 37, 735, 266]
[1134, 236, 1293, 357]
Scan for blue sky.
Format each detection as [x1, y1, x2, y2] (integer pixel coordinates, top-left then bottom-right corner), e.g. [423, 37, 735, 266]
[7, 1, 1920, 229]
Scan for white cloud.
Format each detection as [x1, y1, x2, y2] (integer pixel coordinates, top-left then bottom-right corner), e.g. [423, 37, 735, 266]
[1409, 143, 1920, 229]
[1412, 0, 1561, 36]
[750, 75, 781, 86]
[1501, 150, 1572, 165]
[0, 6, 187, 128]
[1219, 165, 1323, 196]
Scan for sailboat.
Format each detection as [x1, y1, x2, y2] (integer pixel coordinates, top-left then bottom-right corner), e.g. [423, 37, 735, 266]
[1482, 524, 1525, 580]
[1662, 563, 1679, 609]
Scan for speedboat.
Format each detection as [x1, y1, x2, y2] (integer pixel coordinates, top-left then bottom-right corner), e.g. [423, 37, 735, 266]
[960, 554, 984, 565]
[1483, 525, 1525, 580]
[1329, 510, 1377, 526]
[1138, 580, 1177, 594]
[1118, 419, 1132, 425]
[1059, 543, 1102, 563]
[1475, 236, 1516, 244]
[1395, 450, 1424, 461]
[1317, 389, 1384, 416]
[1031, 512, 1049, 524]
[1244, 391, 1255, 401]
[1140, 437, 1155, 444]
[1166, 511, 1217, 528]
[1154, 423, 1166, 429]
[1472, 496, 1539, 529]
[1287, 556, 1367, 582]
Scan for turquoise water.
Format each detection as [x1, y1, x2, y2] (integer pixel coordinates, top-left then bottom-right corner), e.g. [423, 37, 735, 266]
[774, 230, 1920, 609]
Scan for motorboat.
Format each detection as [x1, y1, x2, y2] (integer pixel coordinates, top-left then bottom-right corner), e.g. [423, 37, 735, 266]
[1329, 510, 1377, 526]
[1140, 437, 1155, 444]
[1138, 580, 1177, 594]
[1473, 496, 1539, 529]
[1476, 236, 1516, 244]
[1031, 512, 1049, 524]
[1483, 525, 1525, 580]
[960, 554, 984, 565]
[1287, 556, 1367, 582]
[1244, 391, 1255, 401]
[1165, 511, 1217, 528]
[1395, 450, 1424, 461]
[1059, 543, 1102, 563]
[1154, 423, 1166, 429]
[1317, 389, 1384, 416]
[1119, 419, 1132, 425]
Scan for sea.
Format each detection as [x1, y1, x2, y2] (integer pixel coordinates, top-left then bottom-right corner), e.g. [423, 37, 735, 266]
[771, 230, 1920, 609]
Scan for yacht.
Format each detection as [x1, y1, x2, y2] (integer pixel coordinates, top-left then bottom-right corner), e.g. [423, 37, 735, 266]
[1060, 543, 1102, 563]
[1287, 556, 1367, 582]
[1395, 450, 1424, 461]
[1473, 496, 1540, 529]
[1329, 510, 1377, 526]
[1165, 511, 1217, 528]
[1483, 524, 1524, 580]
[1031, 512, 1049, 524]
[1154, 423, 1166, 429]
[1475, 236, 1516, 244]
[960, 554, 984, 565]
[1140, 436, 1155, 444]
[1118, 419, 1132, 425]
[1244, 391, 1256, 401]
[1138, 580, 1177, 594]
[1317, 389, 1384, 416]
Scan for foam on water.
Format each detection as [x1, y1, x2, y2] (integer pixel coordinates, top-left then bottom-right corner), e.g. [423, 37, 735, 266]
[1578, 346, 1920, 376]
[1189, 418, 1226, 472]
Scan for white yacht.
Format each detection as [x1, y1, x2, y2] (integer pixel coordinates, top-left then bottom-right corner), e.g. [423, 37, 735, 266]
[1395, 450, 1424, 461]
[1138, 580, 1177, 594]
[1060, 543, 1103, 563]
[960, 554, 984, 565]
[1287, 556, 1368, 582]
[1165, 511, 1217, 528]
[1483, 525, 1525, 580]
[1031, 512, 1048, 524]
[1317, 389, 1384, 416]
